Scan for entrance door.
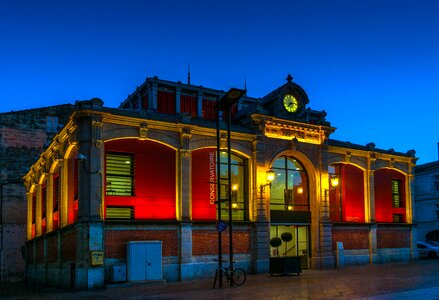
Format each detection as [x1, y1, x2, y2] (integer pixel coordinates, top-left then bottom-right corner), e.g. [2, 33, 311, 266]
[270, 225, 309, 269]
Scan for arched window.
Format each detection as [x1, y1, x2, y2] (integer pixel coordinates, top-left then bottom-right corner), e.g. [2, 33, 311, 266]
[270, 157, 309, 211]
[104, 139, 176, 220]
[192, 149, 248, 221]
[329, 164, 365, 223]
[375, 168, 406, 223]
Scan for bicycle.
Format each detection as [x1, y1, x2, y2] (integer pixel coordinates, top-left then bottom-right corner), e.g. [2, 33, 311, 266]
[212, 259, 247, 288]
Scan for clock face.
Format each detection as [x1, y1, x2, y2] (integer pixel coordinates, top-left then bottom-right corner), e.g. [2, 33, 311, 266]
[283, 94, 299, 112]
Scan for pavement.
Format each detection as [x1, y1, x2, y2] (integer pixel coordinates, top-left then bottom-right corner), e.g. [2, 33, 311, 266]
[1, 259, 439, 299]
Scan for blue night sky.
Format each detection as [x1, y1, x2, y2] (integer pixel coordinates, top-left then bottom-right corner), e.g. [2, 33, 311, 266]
[1, 0, 438, 163]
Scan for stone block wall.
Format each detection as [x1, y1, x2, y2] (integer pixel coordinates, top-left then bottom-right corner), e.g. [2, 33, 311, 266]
[0, 104, 74, 282]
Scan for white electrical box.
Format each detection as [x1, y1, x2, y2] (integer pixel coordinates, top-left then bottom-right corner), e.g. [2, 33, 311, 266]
[127, 241, 163, 281]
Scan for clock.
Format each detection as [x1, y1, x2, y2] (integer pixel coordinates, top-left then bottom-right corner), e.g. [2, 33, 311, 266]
[283, 94, 299, 112]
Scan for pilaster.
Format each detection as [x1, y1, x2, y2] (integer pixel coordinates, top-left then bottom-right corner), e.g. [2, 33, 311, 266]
[47, 173, 54, 232]
[36, 184, 42, 237]
[60, 158, 69, 227]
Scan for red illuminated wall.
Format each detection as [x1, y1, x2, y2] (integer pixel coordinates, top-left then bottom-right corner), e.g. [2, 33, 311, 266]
[374, 169, 406, 223]
[180, 94, 197, 117]
[157, 90, 176, 114]
[67, 157, 78, 224]
[330, 164, 365, 223]
[192, 148, 217, 221]
[105, 139, 176, 220]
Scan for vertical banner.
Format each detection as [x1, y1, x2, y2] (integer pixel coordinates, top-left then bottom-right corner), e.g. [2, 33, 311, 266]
[192, 149, 217, 220]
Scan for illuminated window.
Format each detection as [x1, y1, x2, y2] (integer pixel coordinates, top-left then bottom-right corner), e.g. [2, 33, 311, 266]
[219, 152, 248, 221]
[270, 156, 308, 211]
[392, 180, 402, 208]
[434, 175, 439, 192]
[106, 153, 134, 196]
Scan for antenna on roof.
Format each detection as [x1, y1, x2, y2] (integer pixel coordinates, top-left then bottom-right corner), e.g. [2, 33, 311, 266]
[187, 63, 191, 85]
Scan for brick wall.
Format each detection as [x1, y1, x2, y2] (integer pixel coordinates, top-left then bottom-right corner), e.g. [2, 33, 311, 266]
[104, 229, 178, 258]
[0, 104, 74, 281]
[332, 228, 369, 250]
[192, 229, 251, 255]
[377, 226, 411, 248]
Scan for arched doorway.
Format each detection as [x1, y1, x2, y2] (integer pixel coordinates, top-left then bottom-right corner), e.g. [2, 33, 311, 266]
[269, 156, 310, 269]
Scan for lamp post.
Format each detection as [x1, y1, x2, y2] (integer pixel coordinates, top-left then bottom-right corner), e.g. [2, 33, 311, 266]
[324, 173, 340, 221]
[216, 88, 245, 288]
[258, 169, 275, 221]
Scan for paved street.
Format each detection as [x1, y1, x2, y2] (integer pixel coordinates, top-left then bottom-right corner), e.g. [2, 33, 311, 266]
[2, 259, 439, 299]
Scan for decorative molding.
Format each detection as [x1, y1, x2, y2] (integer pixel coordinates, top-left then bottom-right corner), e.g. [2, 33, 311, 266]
[139, 123, 148, 140]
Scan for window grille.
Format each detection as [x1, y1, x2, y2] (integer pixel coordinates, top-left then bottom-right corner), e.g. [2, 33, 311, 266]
[391, 180, 402, 208]
[106, 206, 134, 219]
[393, 214, 403, 223]
[106, 153, 134, 196]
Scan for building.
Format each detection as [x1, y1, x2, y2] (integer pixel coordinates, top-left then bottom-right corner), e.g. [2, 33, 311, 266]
[23, 75, 417, 290]
[0, 105, 74, 282]
[414, 158, 439, 242]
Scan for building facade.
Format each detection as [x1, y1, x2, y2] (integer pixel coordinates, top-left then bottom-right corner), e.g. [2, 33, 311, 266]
[0, 105, 74, 282]
[23, 76, 417, 290]
[414, 160, 439, 242]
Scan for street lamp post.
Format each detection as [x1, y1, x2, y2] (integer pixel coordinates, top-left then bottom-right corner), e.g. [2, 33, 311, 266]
[216, 88, 245, 288]
[258, 169, 275, 221]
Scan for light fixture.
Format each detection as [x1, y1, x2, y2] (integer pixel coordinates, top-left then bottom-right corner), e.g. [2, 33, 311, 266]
[297, 186, 303, 194]
[287, 205, 293, 211]
[330, 174, 339, 188]
[266, 169, 275, 183]
[232, 202, 238, 209]
[232, 184, 238, 191]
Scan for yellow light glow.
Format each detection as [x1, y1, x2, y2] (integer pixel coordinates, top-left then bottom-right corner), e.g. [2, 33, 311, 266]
[266, 169, 275, 182]
[232, 184, 238, 191]
[287, 205, 293, 211]
[330, 175, 339, 187]
[297, 187, 303, 194]
[232, 202, 239, 209]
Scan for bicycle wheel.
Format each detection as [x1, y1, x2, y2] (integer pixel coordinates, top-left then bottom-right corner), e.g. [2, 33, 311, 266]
[231, 268, 246, 286]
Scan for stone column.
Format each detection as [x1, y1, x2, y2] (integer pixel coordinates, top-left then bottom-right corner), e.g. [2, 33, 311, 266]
[47, 172, 54, 232]
[176, 87, 181, 114]
[197, 91, 203, 118]
[252, 138, 270, 273]
[60, 158, 69, 227]
[368, 167, 378, 264]
[35, 184, 42, 237]
[73, 99, 105, 290]
[179, 128, 193, 279]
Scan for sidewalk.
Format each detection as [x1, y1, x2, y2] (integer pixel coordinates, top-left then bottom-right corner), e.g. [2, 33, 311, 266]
[2, 259, 439, 299]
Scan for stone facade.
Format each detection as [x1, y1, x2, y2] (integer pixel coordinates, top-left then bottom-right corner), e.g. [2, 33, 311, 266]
[22, 76, 418, 290]
[0, 105, 74, 282]
[414, 160, 439, 241]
